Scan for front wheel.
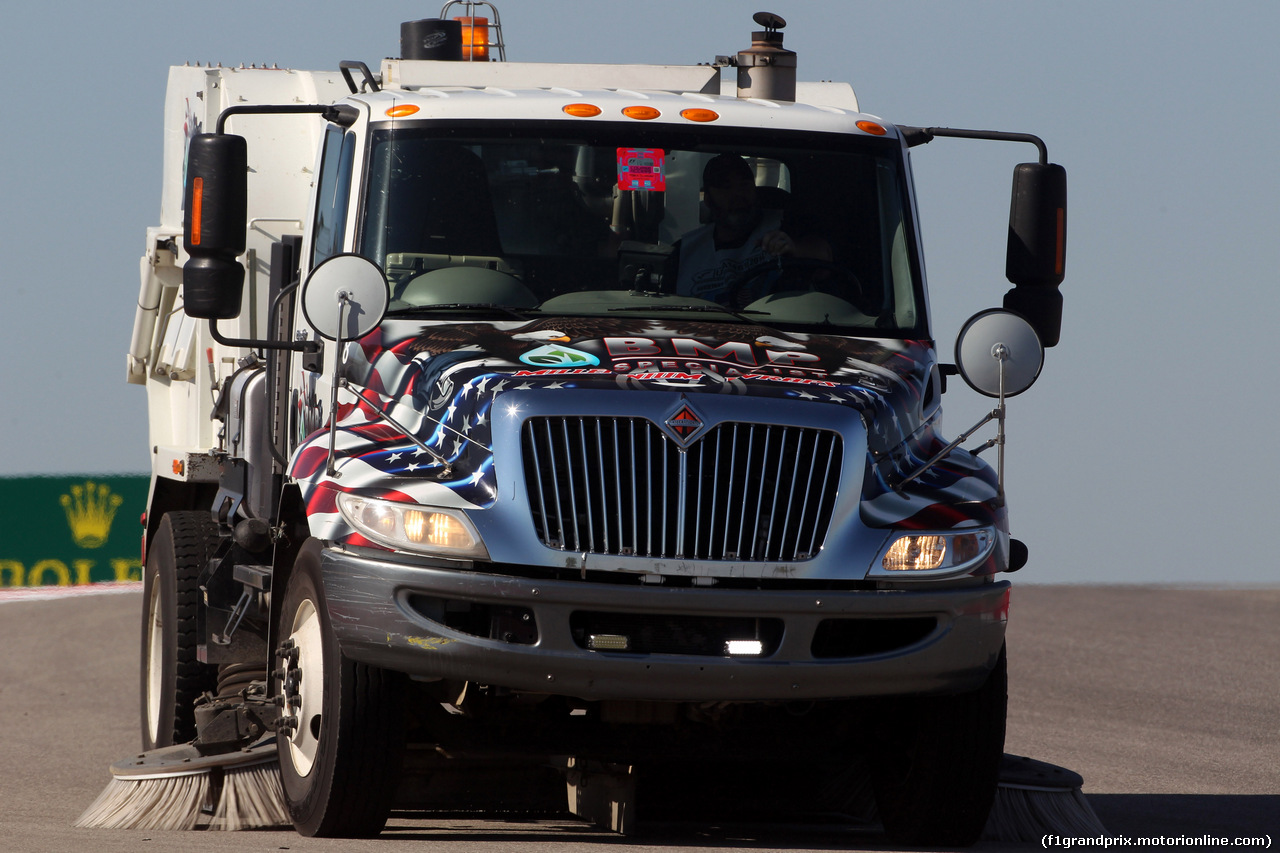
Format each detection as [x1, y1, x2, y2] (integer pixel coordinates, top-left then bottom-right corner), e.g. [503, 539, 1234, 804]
[140, 511, 220, 750]
[275, 540, 406, 837]
[868, 645, 1007, 847]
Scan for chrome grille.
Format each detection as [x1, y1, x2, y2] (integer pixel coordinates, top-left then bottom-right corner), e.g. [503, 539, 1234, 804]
[522, 417, 842, 562]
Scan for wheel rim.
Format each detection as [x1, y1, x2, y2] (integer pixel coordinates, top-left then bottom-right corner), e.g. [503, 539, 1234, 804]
[284, 598, 325, 777]
[144, 581, 163, 744]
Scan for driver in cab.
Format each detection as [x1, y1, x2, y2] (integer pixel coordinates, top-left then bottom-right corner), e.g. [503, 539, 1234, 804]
[673, 153, 830, 304]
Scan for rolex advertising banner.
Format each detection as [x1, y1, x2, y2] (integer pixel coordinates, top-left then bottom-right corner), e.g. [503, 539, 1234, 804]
[0, 476, 148, 587]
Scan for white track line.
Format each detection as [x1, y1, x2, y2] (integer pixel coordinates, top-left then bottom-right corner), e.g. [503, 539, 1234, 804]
[0, 581, 143, 603]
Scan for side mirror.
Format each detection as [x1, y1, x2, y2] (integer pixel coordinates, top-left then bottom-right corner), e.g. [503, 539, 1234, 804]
[899, 308, 1043, 499]
[1007, 162, 1066, 287]
[1005, 162, 1066, 346]
[955, 309, 1044, 398]
[303, 255, 390, 480]
[182, 134, 248, 319]
[301, 254, 389, 341]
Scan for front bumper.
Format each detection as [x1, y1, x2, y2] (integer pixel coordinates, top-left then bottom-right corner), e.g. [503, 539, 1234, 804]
[320, 547, 1008, 702]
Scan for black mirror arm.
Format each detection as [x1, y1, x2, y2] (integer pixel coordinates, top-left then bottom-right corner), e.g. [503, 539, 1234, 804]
[215, 104, 359, 135]
[209, 319, 320, 353]
[898, 126, 1048, 165]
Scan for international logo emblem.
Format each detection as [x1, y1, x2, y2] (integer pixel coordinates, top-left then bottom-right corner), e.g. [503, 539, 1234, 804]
[519, 345, 600, 368]
[664, 401, 704, 444]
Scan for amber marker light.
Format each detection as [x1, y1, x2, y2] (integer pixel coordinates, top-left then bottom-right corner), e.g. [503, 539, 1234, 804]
[1055, 207, 1066, 276]
[680, 108, 720, 123]
[386, 105, 420, 118]
[856, 120, 887, 136]
[563, 103, 602, 117]
[190, 177, 203, 245]
[622, 105, 661, 120]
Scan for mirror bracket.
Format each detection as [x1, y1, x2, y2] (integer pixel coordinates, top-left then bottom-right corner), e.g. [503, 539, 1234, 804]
[209, 320, 320, 353]
[894, 310, 1043, 505]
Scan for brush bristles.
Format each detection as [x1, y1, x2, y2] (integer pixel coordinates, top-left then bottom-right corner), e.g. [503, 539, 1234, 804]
[76, 772, 210, 830]
[76, 760, 291, 831]
[77, 753, 1105, 839]
[211, 762, 292, 830]
[983, 786, 1108, 842]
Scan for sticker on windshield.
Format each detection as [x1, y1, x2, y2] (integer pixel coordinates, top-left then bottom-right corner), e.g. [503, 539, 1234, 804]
[519, 345, 601, 368]
[617, 148, 666, 191]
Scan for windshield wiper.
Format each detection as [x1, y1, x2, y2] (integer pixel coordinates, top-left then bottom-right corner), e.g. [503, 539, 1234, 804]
[385, 303, 534, 322]
[606, 303, 766, 324]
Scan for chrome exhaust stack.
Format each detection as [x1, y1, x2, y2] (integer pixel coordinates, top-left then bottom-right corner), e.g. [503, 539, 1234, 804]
[735, 12, 796, 102]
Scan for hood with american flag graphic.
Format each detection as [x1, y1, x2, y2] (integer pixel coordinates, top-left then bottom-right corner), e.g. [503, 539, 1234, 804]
[289, 316, 998, 548]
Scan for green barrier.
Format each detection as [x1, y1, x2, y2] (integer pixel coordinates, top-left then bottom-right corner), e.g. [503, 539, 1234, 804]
[0, 475, 149, 587]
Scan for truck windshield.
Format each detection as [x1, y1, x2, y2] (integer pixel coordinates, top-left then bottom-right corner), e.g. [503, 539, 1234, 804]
[359, 121, 924, 336]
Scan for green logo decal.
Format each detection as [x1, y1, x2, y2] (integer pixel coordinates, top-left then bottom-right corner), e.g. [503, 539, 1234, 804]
[519, 345, 600, 368]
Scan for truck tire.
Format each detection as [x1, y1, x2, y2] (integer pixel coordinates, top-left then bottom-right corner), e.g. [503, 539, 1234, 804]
[140, 511, 221, 750]
[275, 541, 406, 837]
[868, 644, 1007, 847]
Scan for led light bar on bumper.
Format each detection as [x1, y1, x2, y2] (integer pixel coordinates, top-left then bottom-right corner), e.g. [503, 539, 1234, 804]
[870, 527, 997, 579]
[337, 493, 489, 559]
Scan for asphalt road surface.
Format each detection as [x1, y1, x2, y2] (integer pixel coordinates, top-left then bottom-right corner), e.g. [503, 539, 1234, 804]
[3, 584, 1276, 852]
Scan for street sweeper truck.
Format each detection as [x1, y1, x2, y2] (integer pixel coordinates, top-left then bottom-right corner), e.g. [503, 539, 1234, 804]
[107, 4, 1069, 845]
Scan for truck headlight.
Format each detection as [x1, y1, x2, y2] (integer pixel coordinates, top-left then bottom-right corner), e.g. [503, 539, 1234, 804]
[871, 527, 996, 578]
[337, 493, 489, 559]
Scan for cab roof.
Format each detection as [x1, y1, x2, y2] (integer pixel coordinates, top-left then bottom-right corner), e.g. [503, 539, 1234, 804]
[354, 82, 892, 140]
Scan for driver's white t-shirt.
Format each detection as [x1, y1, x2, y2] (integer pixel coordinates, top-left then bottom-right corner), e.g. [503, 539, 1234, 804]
[675, 210, 783, 302]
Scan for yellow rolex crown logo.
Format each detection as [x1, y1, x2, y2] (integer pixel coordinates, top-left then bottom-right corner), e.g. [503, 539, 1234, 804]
[59, 481, 124, 549]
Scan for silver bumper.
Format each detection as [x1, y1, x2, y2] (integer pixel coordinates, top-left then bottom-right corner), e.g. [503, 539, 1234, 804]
[320, 547, 1008, 702]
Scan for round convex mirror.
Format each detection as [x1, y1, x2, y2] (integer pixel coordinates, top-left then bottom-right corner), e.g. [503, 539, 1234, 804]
[301, 254, 389, 341]
[955, 309, 1044, 398]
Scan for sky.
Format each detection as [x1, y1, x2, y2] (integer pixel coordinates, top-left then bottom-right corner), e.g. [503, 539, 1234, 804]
[1, 1, 1276, 586]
